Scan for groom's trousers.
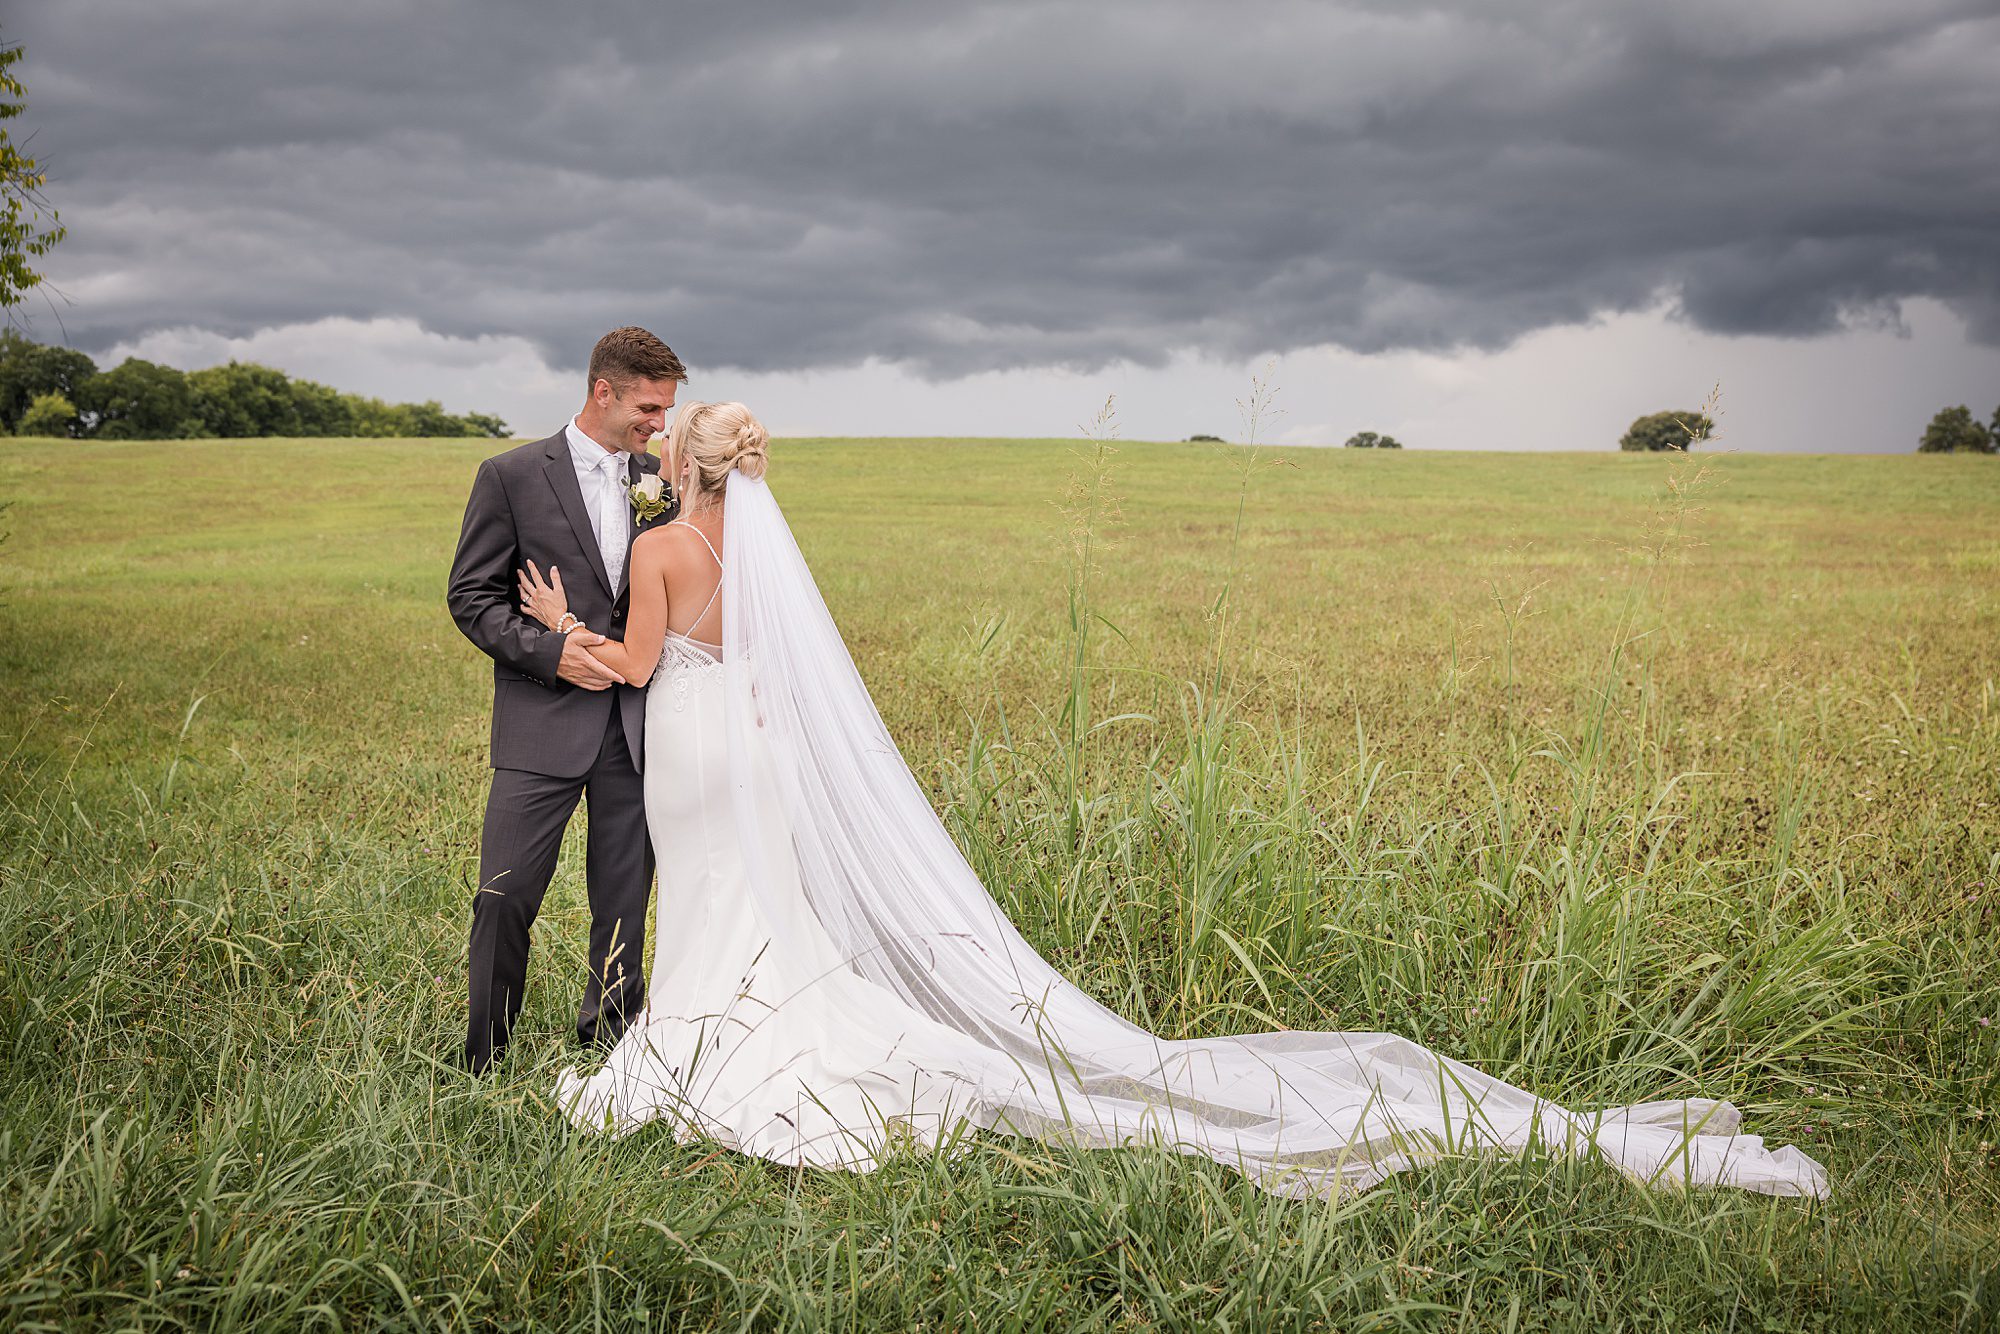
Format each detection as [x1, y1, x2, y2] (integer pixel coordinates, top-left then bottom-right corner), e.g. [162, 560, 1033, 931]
[465, 705, 653, 1074]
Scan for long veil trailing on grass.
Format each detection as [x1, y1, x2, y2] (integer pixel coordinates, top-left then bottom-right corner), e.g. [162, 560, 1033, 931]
[714, 471, 1829, 1199]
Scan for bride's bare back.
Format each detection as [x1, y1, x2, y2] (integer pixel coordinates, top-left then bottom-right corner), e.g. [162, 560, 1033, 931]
[649, 517, 724, 645]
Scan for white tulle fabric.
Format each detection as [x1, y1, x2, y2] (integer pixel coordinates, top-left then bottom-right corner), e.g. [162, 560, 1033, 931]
[557, 472, 1829, 1200]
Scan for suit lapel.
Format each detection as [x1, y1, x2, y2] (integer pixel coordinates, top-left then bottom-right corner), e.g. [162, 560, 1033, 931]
[542, 432, 615, 598]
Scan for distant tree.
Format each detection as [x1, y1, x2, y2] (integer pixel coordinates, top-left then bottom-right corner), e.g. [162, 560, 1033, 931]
[77, 357, 197, 439]
[1620, 410, 1714, 452]
[289, 376, 357, 437]
[0, 327, 93, 431]
[187, 361, 306, 437]
[0, 39, 66, 316]
[400, 399, 480, 437]
[341, 395, 496, 437]
[1917, 404, 1994, 454]
[1186, 433, 1224, 443]
[345, 394, 405, 437]
[1344, 431, 1402, 449]
[17, 388, 75, 437]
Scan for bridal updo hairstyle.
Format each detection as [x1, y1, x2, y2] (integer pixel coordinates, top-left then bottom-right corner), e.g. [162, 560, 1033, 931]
[668, 401, 769, 492]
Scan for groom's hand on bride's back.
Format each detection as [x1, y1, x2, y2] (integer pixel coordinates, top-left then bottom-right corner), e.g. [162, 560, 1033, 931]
[558, 631, 622, 690]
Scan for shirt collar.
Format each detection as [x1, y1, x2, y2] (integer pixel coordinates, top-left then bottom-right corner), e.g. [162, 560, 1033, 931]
[566, 417, 623, 473]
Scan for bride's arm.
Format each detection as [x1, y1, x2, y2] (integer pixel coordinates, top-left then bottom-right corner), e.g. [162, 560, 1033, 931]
[516, 543, 671, 687]
[596, 539, 669, 687]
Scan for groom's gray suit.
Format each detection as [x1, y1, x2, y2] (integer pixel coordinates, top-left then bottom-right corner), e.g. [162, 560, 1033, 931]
[447, 429, 676, 1073]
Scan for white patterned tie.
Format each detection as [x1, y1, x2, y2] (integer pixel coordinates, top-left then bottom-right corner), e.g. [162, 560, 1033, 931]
[599, 455, 628, 590]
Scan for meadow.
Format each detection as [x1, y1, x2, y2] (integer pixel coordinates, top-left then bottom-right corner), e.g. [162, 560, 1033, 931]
[1, 431, 1996, 1331]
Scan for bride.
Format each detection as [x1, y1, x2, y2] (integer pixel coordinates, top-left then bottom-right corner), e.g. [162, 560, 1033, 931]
[515, 401, 1829, 1201]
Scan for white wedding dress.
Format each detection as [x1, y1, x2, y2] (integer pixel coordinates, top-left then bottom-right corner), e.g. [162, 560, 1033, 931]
[555, 554, 993, 1162]
[556, 475, 1829, 1200]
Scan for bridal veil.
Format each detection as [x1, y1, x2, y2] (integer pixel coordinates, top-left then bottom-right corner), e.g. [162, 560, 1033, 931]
[710, 470, 1829, 1200]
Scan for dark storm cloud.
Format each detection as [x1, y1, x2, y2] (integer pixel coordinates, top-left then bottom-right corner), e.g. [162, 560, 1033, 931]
[15, 0, 2000, 375]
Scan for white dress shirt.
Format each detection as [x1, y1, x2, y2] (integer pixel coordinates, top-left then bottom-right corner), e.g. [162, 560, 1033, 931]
[565, 417, 631, 590]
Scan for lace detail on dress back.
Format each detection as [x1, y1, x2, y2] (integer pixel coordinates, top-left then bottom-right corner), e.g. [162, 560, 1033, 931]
[660, 631, 721, 668]
[657, 632, 723, 713]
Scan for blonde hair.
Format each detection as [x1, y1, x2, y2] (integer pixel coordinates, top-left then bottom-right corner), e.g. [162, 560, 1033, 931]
[666, 401, 769, 494]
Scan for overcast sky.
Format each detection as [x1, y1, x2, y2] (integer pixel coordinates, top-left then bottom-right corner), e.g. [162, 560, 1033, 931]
[13, 2, 2000, 450]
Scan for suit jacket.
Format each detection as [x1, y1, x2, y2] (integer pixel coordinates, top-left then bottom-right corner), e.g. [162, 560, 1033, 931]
[447, 429, 678, 777]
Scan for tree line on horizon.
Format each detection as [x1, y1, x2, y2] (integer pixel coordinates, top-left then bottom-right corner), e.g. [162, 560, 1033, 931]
[4, 323, 1994, 451]
[0, 331, 509, 440]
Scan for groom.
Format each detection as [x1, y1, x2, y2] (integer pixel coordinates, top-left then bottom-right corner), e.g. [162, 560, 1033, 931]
[447, 326, 686, 1074]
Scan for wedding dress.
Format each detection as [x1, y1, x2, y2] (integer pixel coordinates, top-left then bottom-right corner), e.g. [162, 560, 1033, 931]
[556, 474, 1829, 1200]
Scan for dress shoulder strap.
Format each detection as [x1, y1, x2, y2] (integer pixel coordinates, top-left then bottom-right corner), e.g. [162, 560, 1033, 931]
[665, 519, 723, 570]
[665, 519, 725, 634]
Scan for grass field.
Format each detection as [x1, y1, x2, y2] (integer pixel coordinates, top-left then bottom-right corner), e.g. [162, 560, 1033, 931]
[1, 433, 1997, 1330]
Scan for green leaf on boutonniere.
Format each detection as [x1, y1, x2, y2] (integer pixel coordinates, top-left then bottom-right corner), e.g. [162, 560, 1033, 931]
[629, 474, 673, 522]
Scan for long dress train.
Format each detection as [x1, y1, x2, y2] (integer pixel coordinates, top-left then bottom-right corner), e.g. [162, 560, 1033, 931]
[557, 484, 1829, 1200]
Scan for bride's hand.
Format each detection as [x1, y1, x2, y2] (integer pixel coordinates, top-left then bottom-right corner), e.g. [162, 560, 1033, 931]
[516, 560, 569, 630]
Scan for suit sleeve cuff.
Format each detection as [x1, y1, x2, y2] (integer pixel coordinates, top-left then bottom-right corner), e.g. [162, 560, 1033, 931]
[529, 627, 567, 682]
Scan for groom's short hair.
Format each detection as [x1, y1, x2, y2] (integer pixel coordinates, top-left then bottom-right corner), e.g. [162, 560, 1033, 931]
[588, 327, 688, 394]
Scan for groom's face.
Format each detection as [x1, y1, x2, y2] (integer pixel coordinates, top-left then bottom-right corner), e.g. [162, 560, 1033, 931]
[595, 376, 679, 453]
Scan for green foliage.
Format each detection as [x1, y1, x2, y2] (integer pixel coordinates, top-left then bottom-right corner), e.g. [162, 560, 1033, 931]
[1344, 430, 1403, 449]
[1918, 404, 1996, 454]
[403, 398, 485, 437]
[345, 393, 508, 438]
[0, 327, 93, 431]
[0, 332, 509, 439]
[0, 439, 1996, 1330]
[186, 361, 311, 437]
[460, 411, 511, 439]
[76, 357, 199, 439]
[15, 387, 74, 436]
[1185, 432, 1224, 443]
[0, 39, 65, 315]
[1620, 410, 1714, 452]
[283, 372, 358, 436]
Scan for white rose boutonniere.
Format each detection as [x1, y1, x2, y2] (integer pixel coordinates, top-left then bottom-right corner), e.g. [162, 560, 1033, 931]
[629, 471, 674, 523]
